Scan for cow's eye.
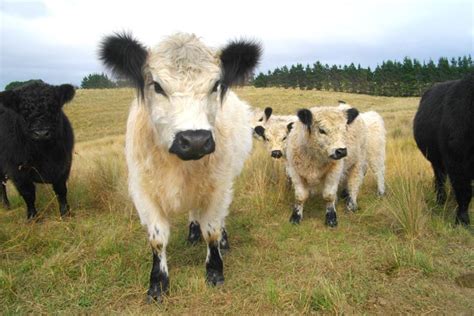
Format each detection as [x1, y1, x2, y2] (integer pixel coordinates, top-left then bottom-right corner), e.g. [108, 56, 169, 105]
[318, 128, 326, 135]
[211, 81, 220, 93]
[154, 82, 166, 96]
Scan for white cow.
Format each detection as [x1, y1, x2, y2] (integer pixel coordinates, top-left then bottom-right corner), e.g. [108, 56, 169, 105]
[100, 32, 261, 301]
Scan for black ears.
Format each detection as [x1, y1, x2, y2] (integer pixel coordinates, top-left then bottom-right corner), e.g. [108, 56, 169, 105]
[287, 122, 294, 132]
[254, 125, 266, 140]
[220, 39, 262, 87]
[297, 109, 313, 132]
[58, 84, 75, 105]
[99, 32, 148, 97]
[0, 90, 19, 111]
[346, 108, 359, 124]
[264, 107, 273, 121]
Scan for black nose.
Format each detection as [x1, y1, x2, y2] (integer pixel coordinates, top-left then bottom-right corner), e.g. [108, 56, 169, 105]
[271, 150, 283, 159]
[31, 129, 51, 140]
[330, 148, 347, 160]
[169, 130, 215, 160]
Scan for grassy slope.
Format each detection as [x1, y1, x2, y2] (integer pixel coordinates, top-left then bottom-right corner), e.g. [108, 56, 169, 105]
[0, 87, 473, 314]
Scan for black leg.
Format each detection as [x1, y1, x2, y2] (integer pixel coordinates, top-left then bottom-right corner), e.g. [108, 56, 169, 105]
[450, 176, 471, 226]
[206, 241, 224, 286]
[53, 180, 69, 216]
[289, 204, 303, 224]
[187, 221, 202, 244]
[325, 206, 338, 227]
[0, 176, 10, 209]
[433, 164, 447, 205]
[14, 180, 37, 219]
[147, 249, 169, 303]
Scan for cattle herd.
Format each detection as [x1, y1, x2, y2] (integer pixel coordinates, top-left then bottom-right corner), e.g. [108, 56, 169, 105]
[0, 32, 472, 302]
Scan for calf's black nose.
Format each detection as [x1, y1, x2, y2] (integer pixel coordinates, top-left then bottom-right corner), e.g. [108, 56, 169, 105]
[271, 150, 283, 159]
[32, 129, 52, 140]
[330, 148, 347, 160]
[169, 130, 215, 161]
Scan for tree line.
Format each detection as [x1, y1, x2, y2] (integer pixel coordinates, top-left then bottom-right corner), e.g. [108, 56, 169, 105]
[252, 56, 473, 96]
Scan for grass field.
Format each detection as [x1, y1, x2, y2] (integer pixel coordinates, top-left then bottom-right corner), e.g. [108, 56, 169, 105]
[1, 87, 473, 314]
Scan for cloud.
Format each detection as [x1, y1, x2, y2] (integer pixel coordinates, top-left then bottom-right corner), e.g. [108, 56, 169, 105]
[1, 0, 472, 89]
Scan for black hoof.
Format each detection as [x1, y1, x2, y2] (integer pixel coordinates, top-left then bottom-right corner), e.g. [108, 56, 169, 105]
[219, 229, 229, 251]
[455, 213, 470, 226]
[325, 212, 338, 227]
[60, 204, 70, 217]
[27, 210, 38, 220]
[206, 269, 224, 286]
[289, 212, 301, 224]
[187, 221, 202, 245]
[146, 274, 169, 304]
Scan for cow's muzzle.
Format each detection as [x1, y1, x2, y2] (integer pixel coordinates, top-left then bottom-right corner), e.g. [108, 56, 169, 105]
[271, 150, 283, 159]
[169, 130, 215, 161]
[31, 129, 52, 141]
[329, 148, 347, 160]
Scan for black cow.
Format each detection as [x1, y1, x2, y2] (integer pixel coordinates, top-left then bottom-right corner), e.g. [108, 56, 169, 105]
[413, 72, 473, 226]
[0, 83, 75, 219]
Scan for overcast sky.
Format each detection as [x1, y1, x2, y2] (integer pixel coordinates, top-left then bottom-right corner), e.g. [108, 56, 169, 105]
[0, 0, 473, 89]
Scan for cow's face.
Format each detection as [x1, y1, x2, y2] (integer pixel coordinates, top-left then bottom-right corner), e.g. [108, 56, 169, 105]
[297, 107, 359, 160]
[100, 33, 261, 161]
[0, 83, 75, 141]
[254, 120, 293, 159]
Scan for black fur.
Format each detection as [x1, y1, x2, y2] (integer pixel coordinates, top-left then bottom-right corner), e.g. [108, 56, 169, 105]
[254, 125, 266, 140]
[147, 250, 169, 303]
[346, 108, 359, 124]
[0, 83, 75, 219]
[220, 39, 262, 87]
[187, 221, 202, 244]
[297, 109, 313, 132]
[206, 241, 224, 286]
[287, 122, 294, 132]
[413, 72, 474, 226]
[99, 32, 148, 97]
[325, 207, 338, 227]
[264, 107, 273, 121]
[289, 206, 302, 224]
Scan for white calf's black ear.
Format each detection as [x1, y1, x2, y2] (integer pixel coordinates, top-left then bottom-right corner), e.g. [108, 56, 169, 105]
[0, 90, 19, 111]
[297, 109, 313, 133]
[346, 108, 359, 124]
[220, 39, 262, 87]
[99, 32, 148, 97]
[57, 84, 75, 105]
[287, 122, 294, 132]
[264, 107, 273, 121]
[254, 126, 266, 140]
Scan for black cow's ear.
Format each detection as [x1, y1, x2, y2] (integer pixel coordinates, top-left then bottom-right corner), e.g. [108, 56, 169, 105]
[264, 107, 273, 121]
[346, 108, 359, 124]
[99, 32, 148, 97]
[297, 109, 313, 132]
[0, 90, 19, 111]
[58, 84, 75, 105]
[220, 39, 262, 87]
[287, 122, 294, 132]
[254, 125, 266, 140]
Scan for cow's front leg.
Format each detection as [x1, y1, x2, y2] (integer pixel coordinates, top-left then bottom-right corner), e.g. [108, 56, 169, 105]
[290, 181, 309, 224]
[53, 179, 69, 216]
[14, 179, 37, 219]
[0, 175, 10, 209]
[323, 173, 340, 227]
[147, 221, 170, 303]
[201, 217, 224, 286]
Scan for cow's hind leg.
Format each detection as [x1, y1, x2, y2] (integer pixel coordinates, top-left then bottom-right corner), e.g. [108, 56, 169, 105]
[450, 175, 471, 226]
[0, 174, 10, 209]
[432, 163, 447, 205]
[14, 180, 37, 219]
[187, 210, 202, 245]
[53, 179, 70, 216]
[147, 220, 170, 303]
